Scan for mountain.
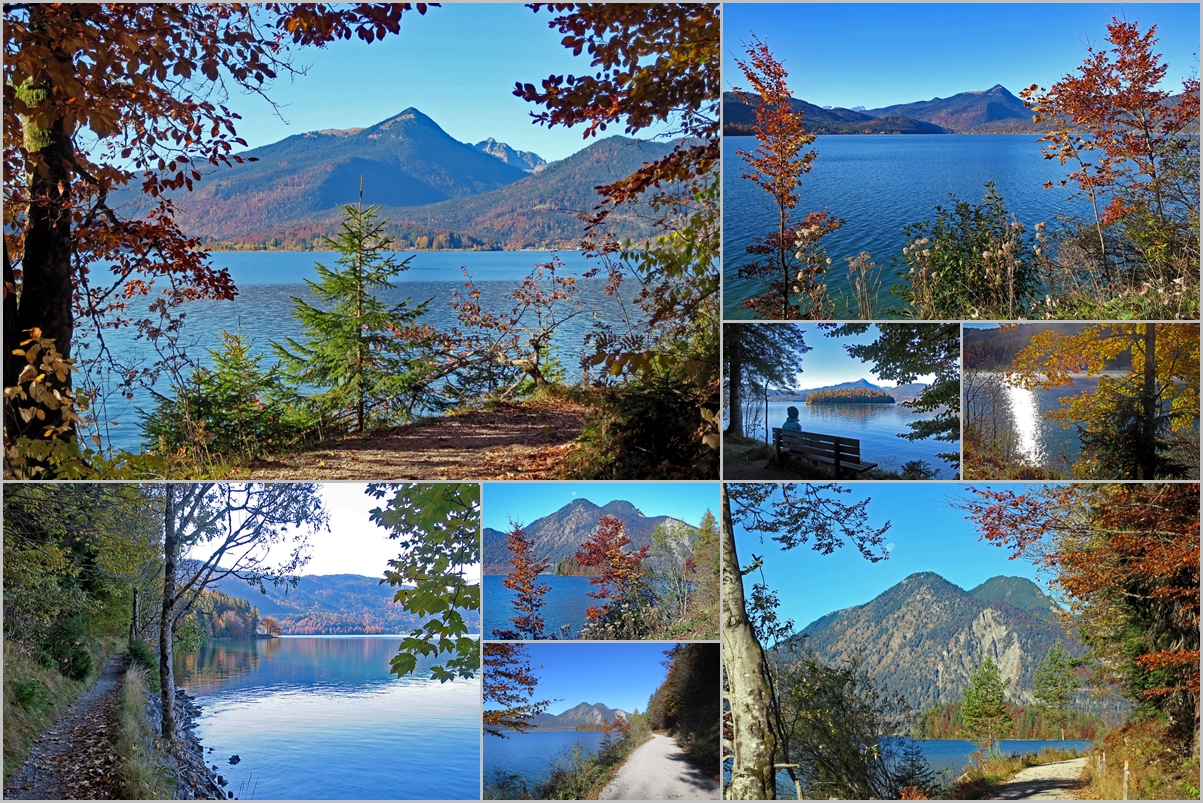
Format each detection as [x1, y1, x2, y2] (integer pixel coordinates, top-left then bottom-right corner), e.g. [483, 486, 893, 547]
[211, 573, 481, 635]
[530, 702, 631, 731]
[483, 497, 695, 575]
[964, 323, 1133, 371]
[790, 572, 1077, 711]
[767, 378, 929, 403]
[723, 91, 948, 136]
[475, 138, 547, 172]
[864, 85, 1041, 133]
[149, 110, 667, 249]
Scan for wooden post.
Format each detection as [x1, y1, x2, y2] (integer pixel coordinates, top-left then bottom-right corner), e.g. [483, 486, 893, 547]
[774, 428, 782, 463]
[833, 437, 843, 477]
[1122, 760, 1129, 800]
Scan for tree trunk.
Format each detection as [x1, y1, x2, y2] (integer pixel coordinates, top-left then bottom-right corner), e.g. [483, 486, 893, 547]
[4, 14, 79, 452]
[1141, 323, 1157, 480]
[721, 485, 778, 799]
[129, 587, 139, 642]
[725, 326, 744, 437]
[159, 486, 177, 742]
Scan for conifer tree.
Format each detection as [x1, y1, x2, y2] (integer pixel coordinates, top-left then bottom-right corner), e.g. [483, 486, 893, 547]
[961, 656, 1013, 746]
[275, 199, 432, 433]
[1033, 640, 1079, 740]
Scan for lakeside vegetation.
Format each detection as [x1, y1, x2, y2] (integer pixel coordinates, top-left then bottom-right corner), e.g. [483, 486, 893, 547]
[728, 19, 1199, 321]
[806, 387, 894, 404]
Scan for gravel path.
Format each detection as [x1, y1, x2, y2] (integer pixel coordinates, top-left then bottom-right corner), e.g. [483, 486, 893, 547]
[246, 398, 587, 479]
[5, 655, 125, 800]
[993, 757, 1089, 800]
[599, 733, 720, 800]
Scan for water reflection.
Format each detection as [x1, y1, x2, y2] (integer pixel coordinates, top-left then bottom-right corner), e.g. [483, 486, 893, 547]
[1003, 381, 1046, 465]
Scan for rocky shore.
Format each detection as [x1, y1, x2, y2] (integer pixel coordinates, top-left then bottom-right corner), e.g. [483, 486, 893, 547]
[145, 688, 228, 799]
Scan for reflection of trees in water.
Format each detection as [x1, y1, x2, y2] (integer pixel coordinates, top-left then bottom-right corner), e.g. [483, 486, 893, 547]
[177, 639, 274, 692]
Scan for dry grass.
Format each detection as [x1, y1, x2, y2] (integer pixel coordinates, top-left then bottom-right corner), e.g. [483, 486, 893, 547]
[115, 666, 174, 800]
[1081, 719, 1200, 800]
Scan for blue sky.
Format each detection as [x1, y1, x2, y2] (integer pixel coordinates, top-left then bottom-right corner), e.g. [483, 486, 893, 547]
[730, 483, 1053, 631]
[723, 4, 1200, 110]
[483, 482, 719, 531]
[743, 324, 938, 390]
[512, 642, 682, 716]
[223, 4, 638, 161]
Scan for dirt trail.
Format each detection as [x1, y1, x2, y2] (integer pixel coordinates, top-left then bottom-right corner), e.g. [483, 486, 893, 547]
[5, 655, 125, 800]
[599, 733, 719, 800]
[992, 757, 1089, 800]
[246, 398, 588, 479]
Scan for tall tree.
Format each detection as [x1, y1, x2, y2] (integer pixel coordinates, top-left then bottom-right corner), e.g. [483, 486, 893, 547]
[483, 642, 554, 737]
[3, 4, 428, 467]
[722, 483, 890, 799]
[960, 656, 1012, 746]
[732, 36, 842, 319]
[649, 519, 698, 622]
[368, 482, 480, 681]
[1033, 640, 1079, 740]
[723, 323, 810, 437]
[275, 201, 432, 434]
[156, 482, 325, 740]
[960, 483, 1199, 740]
[493, 522, 551, 640]
[1009, 323, 1198, 479]
[827, 323, 962, 470]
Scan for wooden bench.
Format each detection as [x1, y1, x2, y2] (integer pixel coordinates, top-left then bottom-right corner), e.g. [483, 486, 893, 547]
[772, 428, 878, 478]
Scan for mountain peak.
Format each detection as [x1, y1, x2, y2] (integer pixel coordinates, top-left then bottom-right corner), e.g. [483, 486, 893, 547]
[600, 499, 645, 518]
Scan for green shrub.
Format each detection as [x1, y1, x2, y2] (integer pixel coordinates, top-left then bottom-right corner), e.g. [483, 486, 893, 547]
[123, 637, 160, 693]
[10, 679, 47, 713]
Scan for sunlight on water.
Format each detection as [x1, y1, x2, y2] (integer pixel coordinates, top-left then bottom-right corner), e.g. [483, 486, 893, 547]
[1005, 380, 1045, 464]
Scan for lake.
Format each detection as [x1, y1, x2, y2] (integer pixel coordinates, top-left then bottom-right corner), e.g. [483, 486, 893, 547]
[484, 730, 609, 789]
[173, 636, 480, 800]
[736, 400, 959, 478]
[76, 250, 633, 452]
[723, 134, 1092, 319]
[483, 574, 593, 639]
[913, 738, 1091, 776]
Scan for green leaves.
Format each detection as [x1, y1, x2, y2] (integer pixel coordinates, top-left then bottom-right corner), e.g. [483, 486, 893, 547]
[369, 483, 480, 681]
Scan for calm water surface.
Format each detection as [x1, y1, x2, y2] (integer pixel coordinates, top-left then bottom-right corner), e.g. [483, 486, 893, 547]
[174, 636, 480, 800]
[967, 373, 1100, 473]
[735, 400, 959, 478]
[723, 135, 1092, 318]
[83, 250, 634, 452]
[483, 574, 593, 639]
[485, 730, 608, 787]
[913, 739, 1091, 775]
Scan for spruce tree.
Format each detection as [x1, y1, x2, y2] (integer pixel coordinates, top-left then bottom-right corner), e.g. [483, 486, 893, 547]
[275, 200, 432, 433]
[961, 656, 1013, 746]
[1033, 640, 1079, 740]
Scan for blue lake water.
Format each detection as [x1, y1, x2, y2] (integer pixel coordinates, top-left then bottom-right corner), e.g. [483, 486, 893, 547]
[736, 400, 959, 478]
[76, 250, 636, 452]
[723, 134, 1092, 319]
[483, 574, 593, 639]
[174, 636, 480, 800]
[484, 730, 608, 788]
[966, 373, 1095, 474]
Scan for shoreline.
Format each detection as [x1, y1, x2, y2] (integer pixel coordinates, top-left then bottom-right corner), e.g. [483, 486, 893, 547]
[145, 686, 227, 799]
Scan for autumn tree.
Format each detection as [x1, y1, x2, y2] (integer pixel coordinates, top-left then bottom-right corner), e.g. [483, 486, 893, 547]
[723, 323, 810, 438]
[275, 201, 433, 433]
[2, 3, 428, 472]
[649, 519, 698, 623]
[517, 4, 721, 474]
[493, 521, 551, 640]
[652, 643, 720, 770]
[827, 323, 962, 472]
[732, 36, 843, 319]
[960, 656, 1012, 746]
[1009, 323, 1199, 479]
[1033, 640, 1079, 740]
[1021, 18, 1200, 303]
[156, 483, 326, 740]
[261, 616, 284, 637]
[960, 483, 1199, 741]
[483, 642, 554, 737]
[722, 483, 890, 799]
[368, 483, 480, 681]
[573, 514, 652, 637]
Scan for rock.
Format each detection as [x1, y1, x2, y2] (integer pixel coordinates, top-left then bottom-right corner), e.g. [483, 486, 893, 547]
[228, 755, 240, 765]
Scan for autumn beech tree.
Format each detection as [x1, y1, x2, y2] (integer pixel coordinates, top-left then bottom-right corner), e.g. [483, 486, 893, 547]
[733, 36, 842, 319]
[1021, 18, 1200, 301]
[3, 3, 429, 473]
[959, 483, 1200, 742]
[722, 483, 890, 799]
[573, 514, 652, 635]
[483, 642, 554, 737]
[493, 522, 552, 640]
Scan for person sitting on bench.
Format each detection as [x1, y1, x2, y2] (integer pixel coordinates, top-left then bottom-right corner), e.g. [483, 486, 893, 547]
[782, 406, 802, 432]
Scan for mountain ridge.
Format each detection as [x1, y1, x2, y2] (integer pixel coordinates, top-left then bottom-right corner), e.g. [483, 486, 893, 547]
[530, 701, 631, 731]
